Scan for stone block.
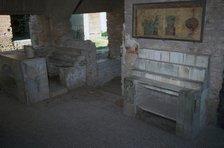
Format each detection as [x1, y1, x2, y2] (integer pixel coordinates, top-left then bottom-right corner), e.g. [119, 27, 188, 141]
[59, 65, 86, 90]
[170, 52, 184, 64]
[22, 58, 50, 104]
[160, 51, 170, 62]
[196, 56, 210, 68]
[97, 59, 121, 86]
[176, 90, 201, 139]
[135, 58, 206, 82]
[132, 69, 202, 90]
[183, 54, 196, 66]
[0, 53, 49, 104]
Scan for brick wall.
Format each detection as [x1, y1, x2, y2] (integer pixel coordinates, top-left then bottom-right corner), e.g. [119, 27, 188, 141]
[0, 15, 13, 51]
[29, 15, 97, 86]
[124, 0, 224, 124]
[107, 1, 124, 59]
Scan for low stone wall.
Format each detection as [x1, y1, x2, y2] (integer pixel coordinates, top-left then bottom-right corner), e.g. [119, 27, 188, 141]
[97, 59, 121, 86]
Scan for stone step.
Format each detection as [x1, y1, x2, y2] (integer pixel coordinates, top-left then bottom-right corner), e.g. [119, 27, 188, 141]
[136, 83, 178, 121]
[54, 47, 81, 55]
[48, 57, 75, 66]
[52, 52, 80, 60]
[135, 58, 206, 82]
[139, 48, 209, 68]
[47, 59, 74, 67]
[131, 69, 202, 90]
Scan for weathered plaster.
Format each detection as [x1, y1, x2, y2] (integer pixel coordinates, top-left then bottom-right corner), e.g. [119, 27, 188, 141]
[0, 15, 13, 51]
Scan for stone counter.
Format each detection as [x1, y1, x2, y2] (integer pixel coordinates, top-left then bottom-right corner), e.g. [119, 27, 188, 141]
[0, 53, 49, 104]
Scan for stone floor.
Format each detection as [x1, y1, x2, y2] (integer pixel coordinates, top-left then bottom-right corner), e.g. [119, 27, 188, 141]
[0, 78, 224, 148]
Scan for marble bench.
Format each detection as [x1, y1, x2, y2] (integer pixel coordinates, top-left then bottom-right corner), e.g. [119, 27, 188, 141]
[0, 52, 49, 104]
[123, 48, 210, 138]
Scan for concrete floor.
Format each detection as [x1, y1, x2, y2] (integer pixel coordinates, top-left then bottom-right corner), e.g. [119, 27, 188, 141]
[0, 78, 224, 148]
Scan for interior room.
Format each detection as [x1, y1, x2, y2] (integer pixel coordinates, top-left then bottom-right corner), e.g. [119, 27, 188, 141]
[0, 0, 224, 147]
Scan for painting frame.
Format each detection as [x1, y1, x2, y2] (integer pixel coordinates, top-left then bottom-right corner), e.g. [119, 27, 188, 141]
[132, 1, 205, 42]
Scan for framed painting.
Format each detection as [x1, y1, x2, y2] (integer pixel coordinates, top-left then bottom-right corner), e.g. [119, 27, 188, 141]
[132, 2, 205, 42]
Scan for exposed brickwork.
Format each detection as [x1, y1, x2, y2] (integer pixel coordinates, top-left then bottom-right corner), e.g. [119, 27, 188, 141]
[29, 15, 97, 86]
[0, 15, 13, 51]
[107, 1, 124, 59]
[124, 0, 224, 124]
[29, 15, 51, 47]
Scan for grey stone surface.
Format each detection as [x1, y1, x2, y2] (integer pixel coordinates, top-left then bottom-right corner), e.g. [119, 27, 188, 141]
[0, 80, 224, 148]
[123, 78, 136, 104]
[122, 48, 209, 138]
[132, 70, 202, 90]
[28, 0, 123, 86]
[46, 47, 83, 76]
[35, 45, 97, 88]
[59, 65, 86, 90]
[97, 59, 121, 86]
[0, 52, 49, 104]
[176, 90, 201, 139]
[0, 54, 26, 103]
[136, 84, 178, 121]
[21, 58, 50, 104]
[30, 15, 98, 87]
[81, 46, 97, 87]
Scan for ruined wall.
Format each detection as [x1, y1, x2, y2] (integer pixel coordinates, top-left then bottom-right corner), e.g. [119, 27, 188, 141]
[0, 15, 13, 51]
[125, 0, 224, 124]
[107, 1, 124, 59]
[29, 15, 97, 86]
[29, 15, 51, 47]
[28, 0, 124, 86]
